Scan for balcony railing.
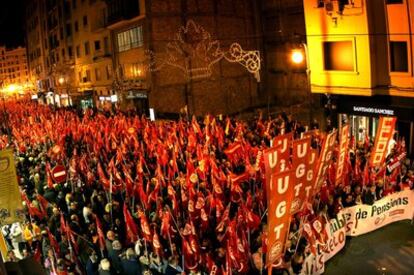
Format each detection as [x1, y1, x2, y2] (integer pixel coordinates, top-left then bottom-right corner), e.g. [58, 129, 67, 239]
[93, 49, 112, 61]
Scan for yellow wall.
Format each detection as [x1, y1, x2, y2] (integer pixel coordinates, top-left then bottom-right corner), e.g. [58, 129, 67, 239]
[303, 0, 414, 97]
[386, 0, 414, 89]
[303, 0, 374, 95]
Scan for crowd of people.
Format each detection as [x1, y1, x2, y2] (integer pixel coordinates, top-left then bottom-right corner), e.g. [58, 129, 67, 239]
[0, 101, 412, 275]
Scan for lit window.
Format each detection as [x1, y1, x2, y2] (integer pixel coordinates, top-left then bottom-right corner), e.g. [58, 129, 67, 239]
[117, 26, 143, 52]
[323, 41, 354, 71]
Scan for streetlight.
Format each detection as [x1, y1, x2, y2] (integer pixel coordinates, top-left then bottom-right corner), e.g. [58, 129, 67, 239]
[291, 50, 304, 64]
[58, 76, 65, 85]
[291, 43, 313, 125]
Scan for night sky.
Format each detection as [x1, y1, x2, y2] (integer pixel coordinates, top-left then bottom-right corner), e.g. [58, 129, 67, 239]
[0, 0, 25, 48]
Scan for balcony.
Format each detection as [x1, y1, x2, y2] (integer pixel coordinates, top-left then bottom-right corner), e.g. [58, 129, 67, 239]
[93, 50, 112, 61]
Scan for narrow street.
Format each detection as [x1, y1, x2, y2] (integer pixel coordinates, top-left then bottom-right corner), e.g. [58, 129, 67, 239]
[325, 221, 414, 275]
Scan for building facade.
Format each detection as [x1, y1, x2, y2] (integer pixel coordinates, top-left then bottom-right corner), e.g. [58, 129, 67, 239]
[25, 0, 114, 107]
[303, 0, 414, 155]
[0, 46, 30, 93]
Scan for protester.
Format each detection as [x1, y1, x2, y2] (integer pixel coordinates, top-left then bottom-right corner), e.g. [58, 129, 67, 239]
[0, 100, 411, 274]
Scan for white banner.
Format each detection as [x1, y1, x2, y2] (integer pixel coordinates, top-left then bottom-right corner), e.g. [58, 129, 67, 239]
[301, 190, 414, 274]
[343, 189, 414, 236]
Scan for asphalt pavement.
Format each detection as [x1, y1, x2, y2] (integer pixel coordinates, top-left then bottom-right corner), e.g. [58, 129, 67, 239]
[325, 220, 414, 275]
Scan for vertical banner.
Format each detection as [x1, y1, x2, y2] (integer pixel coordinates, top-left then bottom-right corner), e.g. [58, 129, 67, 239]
[313, 130, 337, 194]
[291, 137, 311, 214]
[0, 149, 23, 226]
[370, 117, 397, 167]
[306, 147, 318, 203]
[0, 231, 7, 262]
[335, 125, 350, 185]
[267, 170, 295, 267]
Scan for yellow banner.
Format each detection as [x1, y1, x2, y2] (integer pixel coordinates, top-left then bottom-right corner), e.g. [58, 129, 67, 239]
[0, 149, 24, 226]
[0, 231, 7, 261]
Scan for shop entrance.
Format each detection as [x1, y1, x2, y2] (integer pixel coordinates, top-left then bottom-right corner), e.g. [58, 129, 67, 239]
[339, 114, 379, 143]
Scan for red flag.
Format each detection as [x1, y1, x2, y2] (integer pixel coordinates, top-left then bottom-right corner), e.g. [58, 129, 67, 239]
[95, 216, 106, 251]
[123, 204, 139, 244]
[97, 162, 110, 190]
[122, 165, 134, 197]
[135, 180, 148, 209]
[224, 142, 243, 162]
[47, 228, 60, 255]
[46, 163, 53, 189]
[152, 228, 163, 257]
[138, 210, 152, 241]
[36, 194, 49, 214]
[182, 237, 199, 271]
[216, 203, 231, 233]
[160, 211, 172, 239]
[22, 194, 45, 220]
[167, 184, 179, 217]
[302, 222, 317, 255]
[33, 242, 42, 263]
[242, 204, 261, 230]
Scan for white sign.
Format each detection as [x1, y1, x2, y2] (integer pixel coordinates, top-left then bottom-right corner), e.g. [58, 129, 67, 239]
[353, 106, 394, 116]
[149, 108, 155, 121]
[110, 94, 118, 102]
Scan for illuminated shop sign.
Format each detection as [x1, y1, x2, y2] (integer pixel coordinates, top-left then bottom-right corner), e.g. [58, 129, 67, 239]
[352, 106, 394, 116]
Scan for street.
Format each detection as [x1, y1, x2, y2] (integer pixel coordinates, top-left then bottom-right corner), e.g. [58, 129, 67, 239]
[325, 221, 414, 275]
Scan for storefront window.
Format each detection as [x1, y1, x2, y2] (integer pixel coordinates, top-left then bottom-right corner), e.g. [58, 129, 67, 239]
[80, 98, 93, 109]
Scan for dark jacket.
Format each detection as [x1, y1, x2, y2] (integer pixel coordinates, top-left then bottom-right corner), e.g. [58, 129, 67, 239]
[121, 257, 142, 275]
[86, 258, 99, 275]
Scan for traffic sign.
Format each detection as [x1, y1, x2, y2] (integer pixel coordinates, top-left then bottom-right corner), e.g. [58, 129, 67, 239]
[51, 165, 67, 184]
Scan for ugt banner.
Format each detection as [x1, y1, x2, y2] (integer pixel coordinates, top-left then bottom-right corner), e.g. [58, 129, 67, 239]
[267, 170, 295, 267]
[291, 137, 311, 214]
[0, 149, 24, 226]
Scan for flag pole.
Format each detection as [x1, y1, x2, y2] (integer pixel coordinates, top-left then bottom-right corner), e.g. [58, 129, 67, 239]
[109, 174, 113, 228]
